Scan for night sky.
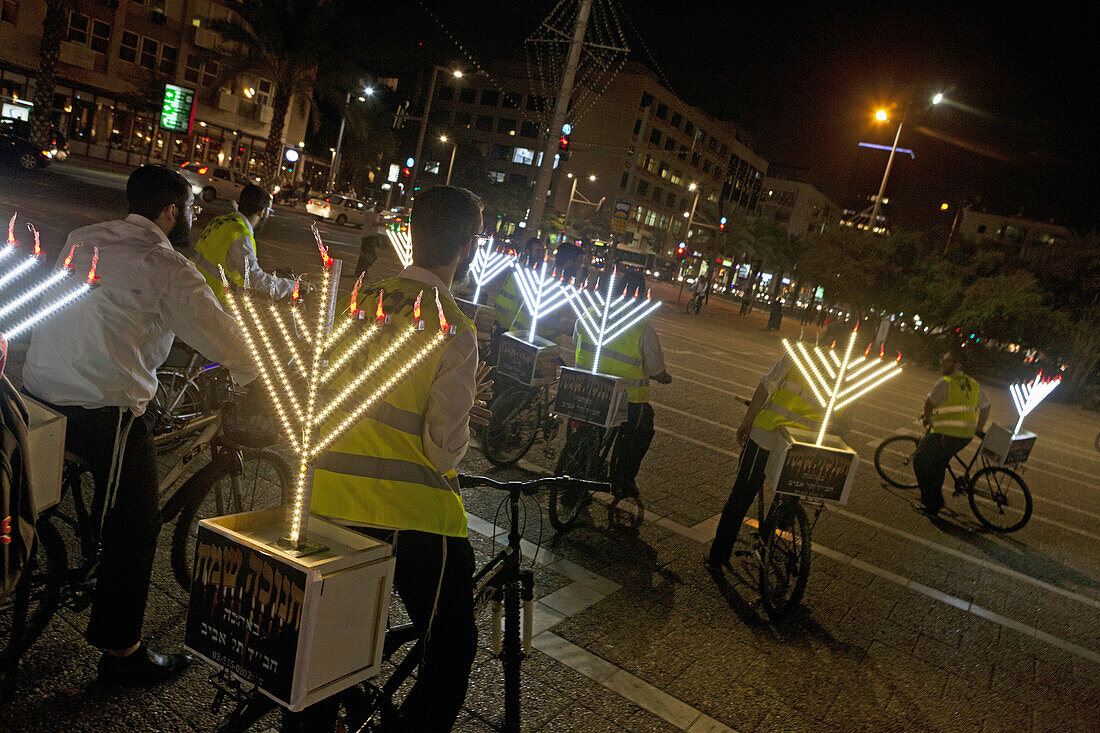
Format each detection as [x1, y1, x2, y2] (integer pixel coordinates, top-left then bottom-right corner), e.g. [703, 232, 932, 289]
[378, 1, 1097, 231]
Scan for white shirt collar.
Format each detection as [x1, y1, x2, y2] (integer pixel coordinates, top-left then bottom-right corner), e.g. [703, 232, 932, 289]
[123, 213, 172, 249]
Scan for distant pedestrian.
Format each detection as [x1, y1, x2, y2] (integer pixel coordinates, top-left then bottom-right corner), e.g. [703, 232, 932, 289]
[766, 297, 784, 331]
[356, 204, 383, 277]
[739, 291, 753, 316]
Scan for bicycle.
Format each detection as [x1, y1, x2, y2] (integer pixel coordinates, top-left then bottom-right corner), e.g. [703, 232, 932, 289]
[686, 291, 704, 315]
[873, 428, 1033, 532]
[551, 419, 644, 532]
[1, 371, 291, 689]
[209, 474, 609, 733]
[481, 376, 560, 468]
[153, 342, 221, 453]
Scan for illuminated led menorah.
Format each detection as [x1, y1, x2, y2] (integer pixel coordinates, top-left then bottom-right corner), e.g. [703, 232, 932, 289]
[569, 268, 661, 374]
[468, 236, 514, 305]
[219, 226, 455, 554]
[1010, 371, 1060, 434]
[782, 326, 903, 445]
[0, 213, 100, 342]
[511, 257, 579, 343]
[385, 225, 413, 269]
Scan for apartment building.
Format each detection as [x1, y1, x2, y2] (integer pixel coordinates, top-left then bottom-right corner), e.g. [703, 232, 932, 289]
[758, 175, 841, 239]
[954, 208, 1072, 249]
[0, 0, 311, 180]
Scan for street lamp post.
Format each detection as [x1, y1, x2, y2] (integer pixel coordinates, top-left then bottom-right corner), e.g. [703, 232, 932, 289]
[867, 94, 943, 234]
[408, 67, 462, 203]
[440, 135, 457, 186]
[328, 85, 374, 193]
[676, 183, 700, 303]
[562, 173, 598, 240]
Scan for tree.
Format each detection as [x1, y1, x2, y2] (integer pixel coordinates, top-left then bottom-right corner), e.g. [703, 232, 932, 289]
[28, 0, 72, 150]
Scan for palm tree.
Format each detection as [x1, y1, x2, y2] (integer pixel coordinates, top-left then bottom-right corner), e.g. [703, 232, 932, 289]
[28, 0, 73, 151]
[209, 0, 342, 187]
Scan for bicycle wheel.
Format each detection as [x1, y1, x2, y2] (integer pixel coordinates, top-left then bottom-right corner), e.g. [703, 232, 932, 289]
[482, 386, 540, 468]
[172, 448, 292, 591]
[1, 519, 67, 683]
[967, 466, 1032, 532]
[758, 498, 811, 621]
[550, 424, 593, 532]
[873, 435, 920, 488]
[153, 368, 204, 453]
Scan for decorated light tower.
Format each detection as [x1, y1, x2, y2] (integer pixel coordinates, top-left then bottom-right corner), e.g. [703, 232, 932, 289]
[569, 268, 660, 374]
[1009, 371, 1060, 435]
[218, 225, 456, 553]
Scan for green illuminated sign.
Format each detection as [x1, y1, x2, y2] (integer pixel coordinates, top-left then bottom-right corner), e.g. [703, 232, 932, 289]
[161, 84, 195, 133]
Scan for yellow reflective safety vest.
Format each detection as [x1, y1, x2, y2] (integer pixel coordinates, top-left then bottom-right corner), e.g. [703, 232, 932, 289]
[752, 365, 841, 434]
[930, 373, 981, 439]
[575, 318, 649, 403]
[311, 277, 475, 537]
[192, 212, 252, 304]
[494, 271, 523, 330]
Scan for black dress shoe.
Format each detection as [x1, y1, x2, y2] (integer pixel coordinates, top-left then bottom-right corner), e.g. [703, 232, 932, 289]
[97, 644, 192, 685]
[910, 500, 941, 517]
[703, 555, 731, 574]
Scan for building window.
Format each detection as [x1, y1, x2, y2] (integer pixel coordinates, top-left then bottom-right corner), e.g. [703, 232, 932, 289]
[703, 159, 711, 173]
[256, 78, 272, 107]
[663, 137, 675, 151]
[644, 210, 658, 227]
[666, 191, 676, 207]
[691, 152, 700, 167]
[67, 11, 89, 43]
[633, 118, 642, 135]
[512, 147, 534, 165]
[976, 224, 986, 234]
[139, 37, 159, 70]
[202, 59, 219, 87]
[669, 169, 682, 186]
[684, 120, 695, 137]
[454, 111, 471, 127]
[119, 31, 139, 63]
[658, 162, 669, 179]
[508, 173, 527, 185]
[90, 19, 110, 53]
[424, 161, 440, 174]
[620, 172, 629, 190]
[640, 92, 654, 108]
[1001, 225, 1026, 243]
[475, 115, 492, 131]
[184, 54, 201, 84]
[480, 89, 499, 106]
[438, 84, 455, 101]
[651, 186, 663, 203]
[649, 129, 661, 145]
[160, 45, 178, 75]
[459, 88, 477, 104]
[526, 95, 545, 112]
[488, 170, 505, 183]
[490, 143, 510, 160]
[497, 117, 516, 134]
[656, 103, 668, 120]
[636, 180, 648, 196]
[670, 112, 682, 129]
[519, 120, 538, 138]
[502, 92, 521, 109]
[1, 1, 18, 25]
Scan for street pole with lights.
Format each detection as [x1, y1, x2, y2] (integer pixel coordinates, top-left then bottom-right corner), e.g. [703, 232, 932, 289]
[867, 93, 943, 234]
[328, 85, 374, 192]
[676, 183, 700, 303]
[562, 172, 598, 238]
[408, 67, 463, 203]
[440, 135, 457, 186]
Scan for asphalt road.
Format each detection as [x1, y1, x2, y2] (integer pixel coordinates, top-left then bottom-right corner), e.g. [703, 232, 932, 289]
[2, 160, 1098, 732]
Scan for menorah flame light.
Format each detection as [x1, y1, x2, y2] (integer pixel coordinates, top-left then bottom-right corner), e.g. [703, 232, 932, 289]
[219, 231, 454, 553]
[570, 268, 660, 374]
[1010, 371, 1060, 434]
[0, 213, 100, 342]
[385, 225, 413, 270]
[781, 325, 903, 446]
[468, 236, 514, 305]
[511, 257, 578, 343]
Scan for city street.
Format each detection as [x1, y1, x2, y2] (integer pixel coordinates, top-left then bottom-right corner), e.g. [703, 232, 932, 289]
[2, 163, 1098, 732]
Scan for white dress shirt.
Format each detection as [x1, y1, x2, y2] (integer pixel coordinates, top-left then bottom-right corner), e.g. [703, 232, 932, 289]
[399, 265, 479, 474]
[23, 214, 257, 414]
[224, 211, 296, 299]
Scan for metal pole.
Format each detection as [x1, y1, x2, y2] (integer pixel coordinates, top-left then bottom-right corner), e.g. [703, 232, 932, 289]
[328, 91, 350, 192]
[868, 119, 903, 235]
[676, 189, 700, 303]
[444, 142, 456, 186]
[564, 176, 578, 238]
[525, 0, 593, 236]
[408, 66, 440, 204]
[944, 204, 961, 254]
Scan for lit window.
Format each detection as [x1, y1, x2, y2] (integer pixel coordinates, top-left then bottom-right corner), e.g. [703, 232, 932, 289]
[512, 147, 534, 165]
[488, 171, 505, 183]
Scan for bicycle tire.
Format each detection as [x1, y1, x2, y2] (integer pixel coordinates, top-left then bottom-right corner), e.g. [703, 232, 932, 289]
[758, 498, 811, 622]
[967, 466, 1032, 533]
[550, 424, 593, 532]
[171, 448, 292, 591]
[873, 435, 921, 489]
[482, 386, 540, 468]
[1, 518, 67, 683]
[153, 368, 205, 453]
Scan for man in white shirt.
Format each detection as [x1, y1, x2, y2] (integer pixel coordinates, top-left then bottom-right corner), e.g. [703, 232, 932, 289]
[23, 165, 257, 684]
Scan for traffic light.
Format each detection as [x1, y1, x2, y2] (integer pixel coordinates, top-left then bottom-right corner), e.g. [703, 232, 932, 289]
[558, 123, 572, 161]
[676, 242, 686, 260]
[401, 166, 412, 180]
[719, 216, 727, 232]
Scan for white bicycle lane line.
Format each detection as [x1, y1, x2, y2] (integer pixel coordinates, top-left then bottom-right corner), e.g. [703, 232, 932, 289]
[463, 512, 738, 733]
[658, 324, 1100, 468]
[648, 401, 1100, 605]
[662, 356, 1100, 501]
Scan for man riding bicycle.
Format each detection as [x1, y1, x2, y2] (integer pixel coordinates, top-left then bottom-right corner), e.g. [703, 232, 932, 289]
[912, 348, 990, 517]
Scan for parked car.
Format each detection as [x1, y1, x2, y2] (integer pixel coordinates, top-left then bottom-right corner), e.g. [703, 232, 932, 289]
[178, 162, 255, 203]
[306, 193, 368, 227]
[0, 118, 67, 169]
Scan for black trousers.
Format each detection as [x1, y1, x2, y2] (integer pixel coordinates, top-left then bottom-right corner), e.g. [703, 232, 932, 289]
[913, 432, 972, 512]
[708, 439, 770, 564]
[610, 402, 654, 496]
[40, 399, 160, 650]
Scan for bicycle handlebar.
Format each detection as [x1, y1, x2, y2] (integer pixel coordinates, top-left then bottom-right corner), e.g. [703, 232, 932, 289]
[458, 474, 610, 496]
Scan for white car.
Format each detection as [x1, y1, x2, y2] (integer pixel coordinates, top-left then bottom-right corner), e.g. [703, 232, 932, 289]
[179, 163, 256, 203]
[306, 194, 367, 227]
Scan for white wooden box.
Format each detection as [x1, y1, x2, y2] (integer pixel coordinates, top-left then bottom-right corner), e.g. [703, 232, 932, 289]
[497, 331, 559, 386]
[765, 427, 859, 505]
[185, 506, 394, 712]
[979, 423, 1036, 466]
[553, 367, 629, 428]
[23, 395, 66, 511]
